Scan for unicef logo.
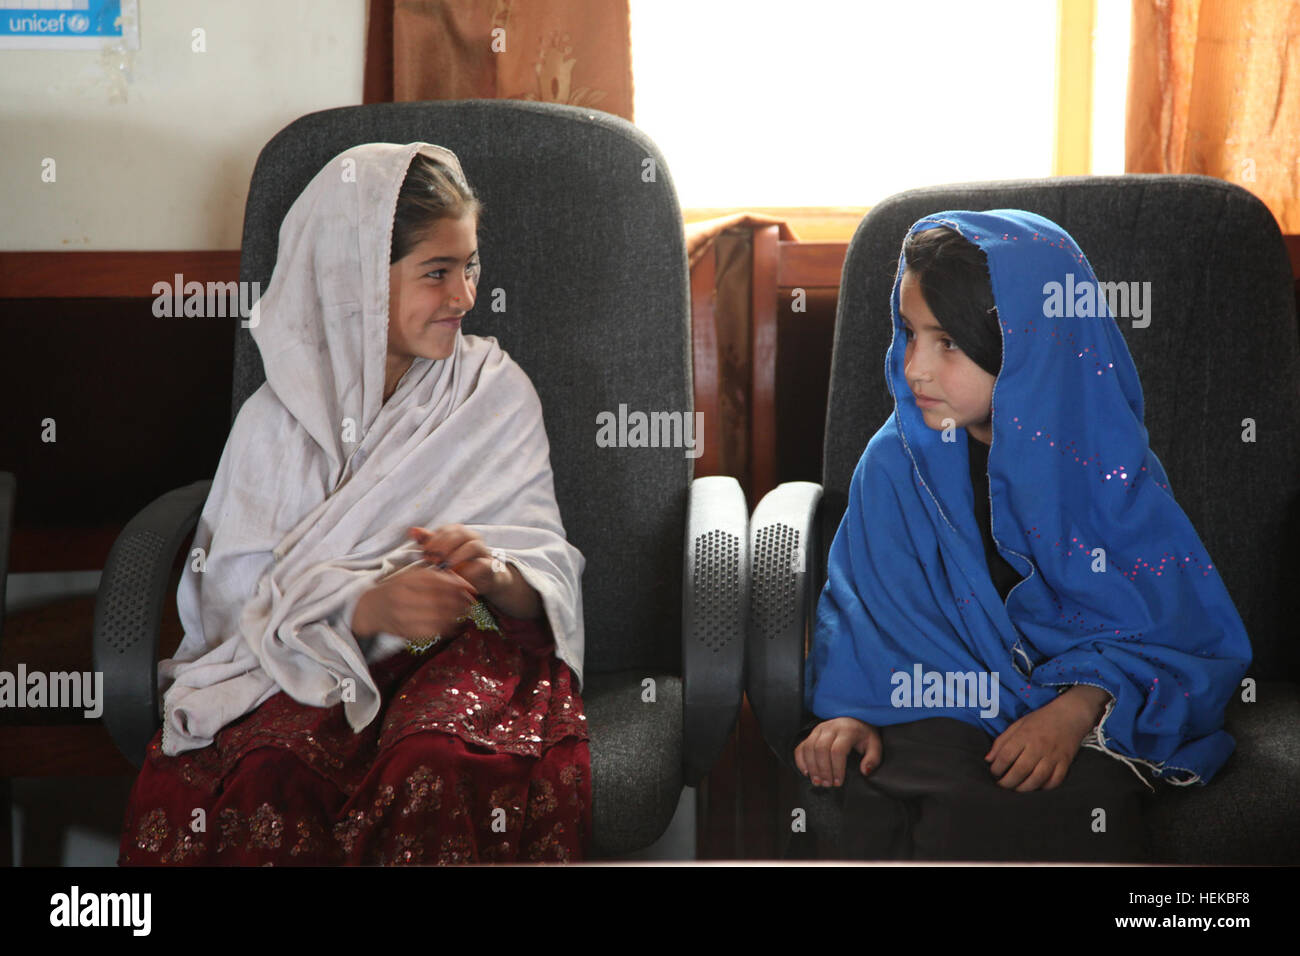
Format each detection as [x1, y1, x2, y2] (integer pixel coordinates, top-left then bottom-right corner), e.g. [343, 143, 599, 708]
[67, 14, 90, 33]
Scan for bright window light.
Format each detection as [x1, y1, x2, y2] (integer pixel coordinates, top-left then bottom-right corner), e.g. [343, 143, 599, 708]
[630, 0, 1061, 208]
[1091, 0, 1132, 174]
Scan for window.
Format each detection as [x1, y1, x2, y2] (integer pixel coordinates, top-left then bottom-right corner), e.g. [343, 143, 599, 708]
[630, 0, 1130, 208]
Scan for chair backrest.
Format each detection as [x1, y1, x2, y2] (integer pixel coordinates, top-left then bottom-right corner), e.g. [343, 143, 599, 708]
[233, 101, 692, 676]
[823, 175, 1300, 680]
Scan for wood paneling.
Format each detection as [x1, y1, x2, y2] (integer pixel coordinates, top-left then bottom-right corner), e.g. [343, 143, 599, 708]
[1, 252, 238, 572]
[0, 251, 240, 299]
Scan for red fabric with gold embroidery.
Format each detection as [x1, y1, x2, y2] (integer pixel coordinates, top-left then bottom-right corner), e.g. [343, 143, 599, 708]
[119, 613, 590, 864]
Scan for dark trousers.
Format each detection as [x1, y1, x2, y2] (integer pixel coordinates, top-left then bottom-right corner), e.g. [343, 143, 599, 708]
[790, 717, 1152, 862]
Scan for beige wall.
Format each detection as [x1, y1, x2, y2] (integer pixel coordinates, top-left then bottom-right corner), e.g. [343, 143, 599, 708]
[0, 0, 366, 251]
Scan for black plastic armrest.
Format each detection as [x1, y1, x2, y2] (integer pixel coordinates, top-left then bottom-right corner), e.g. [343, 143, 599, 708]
[747, 480, 823, 771]
[92, 480, 212, 768]
[681, 475, 749, 786]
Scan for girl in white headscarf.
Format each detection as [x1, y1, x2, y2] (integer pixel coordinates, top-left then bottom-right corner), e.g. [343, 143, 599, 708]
[117, 142, 590, 865]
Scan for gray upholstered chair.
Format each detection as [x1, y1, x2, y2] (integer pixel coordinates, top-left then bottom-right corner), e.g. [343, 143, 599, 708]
[748, 174, 1300, 864]
[92, 101, 747, 859]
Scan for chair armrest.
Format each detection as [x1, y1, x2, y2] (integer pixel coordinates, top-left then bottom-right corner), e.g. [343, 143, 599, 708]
[681, 475, 748, 786]
[0, 471, 14, 642]
[92, 480, 212, 768]
[747, 480, 822, 771]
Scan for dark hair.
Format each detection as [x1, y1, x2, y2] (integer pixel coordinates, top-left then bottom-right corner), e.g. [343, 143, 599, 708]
[390, 153, 482, 265]
[901, 226, 1001, 377]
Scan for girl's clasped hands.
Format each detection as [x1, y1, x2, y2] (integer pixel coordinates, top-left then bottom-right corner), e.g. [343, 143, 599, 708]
[350, 524, 504, 641]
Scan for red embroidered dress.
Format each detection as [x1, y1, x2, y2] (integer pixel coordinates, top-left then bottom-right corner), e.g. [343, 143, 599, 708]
[119, 612, 590, 865]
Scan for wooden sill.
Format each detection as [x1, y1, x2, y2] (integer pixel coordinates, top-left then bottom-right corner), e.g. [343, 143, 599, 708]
[0, 251, 241, 298]
[683, 207, 870, 241]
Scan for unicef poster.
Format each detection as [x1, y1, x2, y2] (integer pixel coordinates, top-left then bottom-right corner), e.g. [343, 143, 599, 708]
[0, 0, 139, 49]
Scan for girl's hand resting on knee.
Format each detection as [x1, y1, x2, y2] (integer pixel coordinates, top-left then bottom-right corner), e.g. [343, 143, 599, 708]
[794, 717, 881, 788]
[985, 688, 1107, 791]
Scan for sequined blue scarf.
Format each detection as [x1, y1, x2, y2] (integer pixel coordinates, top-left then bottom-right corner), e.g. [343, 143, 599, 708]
[806, 209, 1252, 785]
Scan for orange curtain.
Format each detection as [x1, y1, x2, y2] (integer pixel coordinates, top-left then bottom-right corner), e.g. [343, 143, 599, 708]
[1126, 0, 1300, 233]
[364, 0, 633, 121]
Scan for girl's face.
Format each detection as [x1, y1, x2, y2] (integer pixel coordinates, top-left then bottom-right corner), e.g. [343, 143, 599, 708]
[387, 214, 480, 365]
[899, 268, 996, 445]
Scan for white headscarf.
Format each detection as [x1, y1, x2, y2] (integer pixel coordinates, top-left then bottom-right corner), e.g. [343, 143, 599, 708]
[158, 142, 585, 757]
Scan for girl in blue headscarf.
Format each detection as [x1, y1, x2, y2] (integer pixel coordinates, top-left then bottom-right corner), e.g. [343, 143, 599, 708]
[795, 210, 1251, 862]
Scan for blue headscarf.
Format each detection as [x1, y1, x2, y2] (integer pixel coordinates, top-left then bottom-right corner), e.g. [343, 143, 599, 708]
[806, 209, 1252, 787]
